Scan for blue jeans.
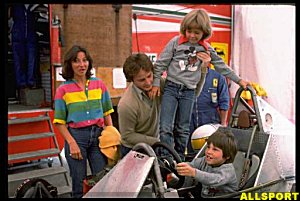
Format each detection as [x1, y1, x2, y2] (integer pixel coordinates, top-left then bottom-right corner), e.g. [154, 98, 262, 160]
[120, 144, 132, 158]
[65, 125, 107, 198]
[12, 19, 37, 88]
[159, 80, 195, 161]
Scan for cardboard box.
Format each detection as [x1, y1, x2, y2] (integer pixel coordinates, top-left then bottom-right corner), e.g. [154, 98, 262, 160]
[20, 88, 45, 106]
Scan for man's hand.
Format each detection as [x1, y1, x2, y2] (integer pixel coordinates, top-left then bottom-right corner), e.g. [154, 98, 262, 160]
[148, 86, 160, 100]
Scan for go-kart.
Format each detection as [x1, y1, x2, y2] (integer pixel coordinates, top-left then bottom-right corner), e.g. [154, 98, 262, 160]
[83, 86, 295, 198]
[83, 141, 185, 198]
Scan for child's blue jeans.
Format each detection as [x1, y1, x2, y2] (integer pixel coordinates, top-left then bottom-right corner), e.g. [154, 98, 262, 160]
[159, 80, 195, 161]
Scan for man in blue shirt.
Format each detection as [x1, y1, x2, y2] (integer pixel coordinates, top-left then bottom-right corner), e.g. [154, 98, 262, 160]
[187, 67, 230, 157]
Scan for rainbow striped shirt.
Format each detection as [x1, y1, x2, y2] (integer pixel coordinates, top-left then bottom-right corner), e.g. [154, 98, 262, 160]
[53, 77, 114, 128]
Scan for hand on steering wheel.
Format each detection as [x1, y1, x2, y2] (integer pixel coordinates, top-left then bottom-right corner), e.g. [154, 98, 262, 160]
[151, 142, 185, 189]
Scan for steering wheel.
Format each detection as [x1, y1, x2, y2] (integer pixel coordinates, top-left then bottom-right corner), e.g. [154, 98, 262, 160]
[151, 142, 185, 189]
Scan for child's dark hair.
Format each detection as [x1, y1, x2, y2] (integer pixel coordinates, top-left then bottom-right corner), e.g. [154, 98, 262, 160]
[206, 127, 237, 163]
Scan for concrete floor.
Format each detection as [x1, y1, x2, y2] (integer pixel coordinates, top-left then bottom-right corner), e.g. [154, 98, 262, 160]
[8, 149, 92, 198]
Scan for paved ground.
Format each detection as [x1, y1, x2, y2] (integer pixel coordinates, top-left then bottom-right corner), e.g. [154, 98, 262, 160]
[8, 149, 92, 198]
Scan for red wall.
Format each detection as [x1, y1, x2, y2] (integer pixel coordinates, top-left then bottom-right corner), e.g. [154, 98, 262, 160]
[132, 4, 232, 62]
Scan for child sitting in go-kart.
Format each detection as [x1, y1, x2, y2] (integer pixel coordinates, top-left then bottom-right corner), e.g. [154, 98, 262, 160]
[176, 127, 238, 198]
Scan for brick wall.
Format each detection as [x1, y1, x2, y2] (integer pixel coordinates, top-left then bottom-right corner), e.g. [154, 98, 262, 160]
[52, 4, 132, 99]
[52, 4, 131, 67]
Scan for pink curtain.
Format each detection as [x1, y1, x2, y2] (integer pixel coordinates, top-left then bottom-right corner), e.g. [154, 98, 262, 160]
[230, 5, 295, 123]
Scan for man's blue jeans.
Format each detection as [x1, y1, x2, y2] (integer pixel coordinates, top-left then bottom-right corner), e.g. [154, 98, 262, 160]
[65, 125, 107, 198]
[159, 80, 195, 161]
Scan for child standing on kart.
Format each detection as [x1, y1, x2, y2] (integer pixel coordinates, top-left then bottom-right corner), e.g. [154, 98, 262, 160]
[176, 127, 238, 197]
[148, 9, 248, 161]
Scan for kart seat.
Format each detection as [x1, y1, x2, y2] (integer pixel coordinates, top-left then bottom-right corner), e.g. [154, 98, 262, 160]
[237, 110, 251, 128]
[232, 109, 261, 190]
[233, 151, 260, 190]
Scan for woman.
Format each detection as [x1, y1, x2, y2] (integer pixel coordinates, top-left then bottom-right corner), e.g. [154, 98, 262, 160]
[53, 45, 114, 198]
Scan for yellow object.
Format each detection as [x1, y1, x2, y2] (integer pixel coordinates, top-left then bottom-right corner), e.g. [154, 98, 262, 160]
[241, 90, 252, 100]
[191, 124, 221, 151]
[251, 82, 268, 97]
[99, 126, 121, 162]
[213, 78, 218, 87]
[240, 82, 268, 99]
[191, 138, 208, 150]
[210, 42, 229, 64]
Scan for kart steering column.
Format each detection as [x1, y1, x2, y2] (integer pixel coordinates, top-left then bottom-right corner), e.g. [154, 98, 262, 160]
[132, 143, 165, 198]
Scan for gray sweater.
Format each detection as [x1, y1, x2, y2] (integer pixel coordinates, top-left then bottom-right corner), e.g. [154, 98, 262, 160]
[117, 79, 165, 148]
[153, 35, 241, 89]
[189, 156, 238, 198]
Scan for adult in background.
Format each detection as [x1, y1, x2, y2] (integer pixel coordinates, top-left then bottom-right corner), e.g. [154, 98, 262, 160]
[10, 4, 38, 90]
[186, 68, 230, 157]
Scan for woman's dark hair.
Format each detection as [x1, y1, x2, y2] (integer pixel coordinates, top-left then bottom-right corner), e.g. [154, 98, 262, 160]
[123, 53, 153, 82]
[206, 127, 238, 163]
[61, 45, 93, 80]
